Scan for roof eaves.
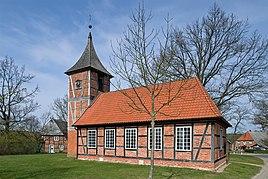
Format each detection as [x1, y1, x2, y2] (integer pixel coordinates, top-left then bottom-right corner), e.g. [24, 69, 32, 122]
[73, 116, 224, 127]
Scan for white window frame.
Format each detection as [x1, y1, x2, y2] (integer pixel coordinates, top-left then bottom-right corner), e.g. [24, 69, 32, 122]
[249, 141, 253, 144]
[125, 128, 137, 149]
[54, 136, 59, 141]
[59, 145, 64, 151]
[175, 126, 192, 151]
[148, 127, 162, 150]
[87, 130, 97, 148]
[105, 129, 115, 149]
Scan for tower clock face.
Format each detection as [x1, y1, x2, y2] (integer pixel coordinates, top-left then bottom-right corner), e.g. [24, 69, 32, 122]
[75, 80, 82, 89]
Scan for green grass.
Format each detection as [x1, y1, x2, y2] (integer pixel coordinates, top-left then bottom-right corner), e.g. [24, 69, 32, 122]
[230, 154, 264, 165]
[0, 154, 263, 179]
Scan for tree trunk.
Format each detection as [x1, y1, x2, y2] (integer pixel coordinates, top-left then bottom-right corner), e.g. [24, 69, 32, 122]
[149, 94, 155, 179]
[149, 119, 155, 179]
[4, 119, 10, 132]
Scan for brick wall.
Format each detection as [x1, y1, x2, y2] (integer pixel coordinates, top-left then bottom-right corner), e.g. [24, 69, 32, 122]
[76, 121, 226, 170]
[67, 70, 110, 157]
[235, 140, 256, 150]
[214, 123, 227, 161]
[43, 135, 67, 153]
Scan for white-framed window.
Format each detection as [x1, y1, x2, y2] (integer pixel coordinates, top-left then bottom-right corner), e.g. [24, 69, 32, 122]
[54, 136, 59, 141]
[148, 127, 162, 150]
[220, 128, 223, 150]
[59, 145, 64, 151]
[88, 130, 97, 148]
[249, 141, 253, 144]
[237, 141, 241, 145]
[105, 129, 115, 149]
[175, 126, 192, 151]
[125, 128, 137, 149]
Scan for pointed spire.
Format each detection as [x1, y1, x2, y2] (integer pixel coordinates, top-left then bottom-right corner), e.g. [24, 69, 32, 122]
[65, 16, 113, 78]
[88, 32, 92, 39]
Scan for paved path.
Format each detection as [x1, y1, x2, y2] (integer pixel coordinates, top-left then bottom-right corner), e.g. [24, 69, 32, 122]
[247, 154, 268, 179]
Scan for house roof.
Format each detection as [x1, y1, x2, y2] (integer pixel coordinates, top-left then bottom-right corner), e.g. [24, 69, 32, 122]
[237, 131, 254, 141]
[65, 33, 112, 77]
[250, 131, 268, 148]
[54, 119, 67, 137]
[42, 119, 67, 137]
[74, 77, 231, 127]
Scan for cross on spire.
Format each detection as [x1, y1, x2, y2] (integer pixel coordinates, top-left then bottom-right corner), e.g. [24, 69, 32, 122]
[88, 14, 92, 39]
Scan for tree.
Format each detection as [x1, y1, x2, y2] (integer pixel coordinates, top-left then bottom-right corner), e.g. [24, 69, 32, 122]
[111, 5, 190, 179]
[253, 95, 268, 131]
[226, 105, 250, 134]
[51, 94, 68, 121]
[168, 4, 268, 112]
[0, 57, 39, 132]
[18, 115, 41, 132]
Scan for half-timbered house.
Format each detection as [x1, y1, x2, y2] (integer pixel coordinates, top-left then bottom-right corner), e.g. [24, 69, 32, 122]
[42, 119, 67, 153]
[65, 32, 231, 171]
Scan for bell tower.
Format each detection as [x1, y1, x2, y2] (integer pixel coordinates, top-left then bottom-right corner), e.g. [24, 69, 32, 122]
[65, 27, 113, 157]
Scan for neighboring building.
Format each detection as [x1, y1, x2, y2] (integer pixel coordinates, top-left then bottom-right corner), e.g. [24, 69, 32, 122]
[227, 134, 242, 151]
[65, 31, 231, 171]
[42, 119, 67, 153]
[235, 130, 268, 150]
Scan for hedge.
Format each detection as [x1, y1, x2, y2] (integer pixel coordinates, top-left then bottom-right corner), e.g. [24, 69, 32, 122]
[0, 131, 43, 155]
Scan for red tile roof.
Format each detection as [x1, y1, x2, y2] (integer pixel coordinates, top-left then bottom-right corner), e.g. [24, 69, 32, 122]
[74, 77, 228, 126]
[237, 131, 254, 141]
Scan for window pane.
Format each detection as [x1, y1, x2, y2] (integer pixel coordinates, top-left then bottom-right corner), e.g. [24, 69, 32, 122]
[105, 129, 115, 149]
[125, 128, 137, 149]
[148, 127, 162, 150]
[176, 126, 191, 151]
[88, 130, 96, 148]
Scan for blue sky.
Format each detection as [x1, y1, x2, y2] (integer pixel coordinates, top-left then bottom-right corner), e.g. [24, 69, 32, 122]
[0, 0, 267, 131]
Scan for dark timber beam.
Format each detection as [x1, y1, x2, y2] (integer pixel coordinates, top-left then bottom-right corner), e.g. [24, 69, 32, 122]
[195, 123, 209, 160]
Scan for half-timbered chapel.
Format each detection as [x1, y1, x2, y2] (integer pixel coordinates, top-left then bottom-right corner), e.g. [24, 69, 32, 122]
[65, 31, 231, 171]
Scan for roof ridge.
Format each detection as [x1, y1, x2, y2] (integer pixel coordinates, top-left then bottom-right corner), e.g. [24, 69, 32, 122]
[108, 77, 197, 94]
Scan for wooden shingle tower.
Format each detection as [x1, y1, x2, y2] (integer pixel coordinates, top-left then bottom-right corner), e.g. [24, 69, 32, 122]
[65, 30, 112, 157]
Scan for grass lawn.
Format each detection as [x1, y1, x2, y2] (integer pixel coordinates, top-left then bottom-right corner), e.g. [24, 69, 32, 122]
[0, 154, 264, 179]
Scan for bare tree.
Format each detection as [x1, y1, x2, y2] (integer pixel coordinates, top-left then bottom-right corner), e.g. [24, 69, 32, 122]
[253, 95, 268, 131]
[51, 94, 68, 121]
[226, 105, 250, 134]
[18, 115, 41, 132]
[111, 5, 190, 179]
[0, 57, 39, 132]
[169, 4, 268, 111]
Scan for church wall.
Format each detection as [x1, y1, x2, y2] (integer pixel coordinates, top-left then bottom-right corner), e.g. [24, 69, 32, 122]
[76, 121, 227, 170]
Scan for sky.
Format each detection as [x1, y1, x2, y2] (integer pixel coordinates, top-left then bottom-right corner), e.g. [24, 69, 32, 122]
[0, 0, 267, 132]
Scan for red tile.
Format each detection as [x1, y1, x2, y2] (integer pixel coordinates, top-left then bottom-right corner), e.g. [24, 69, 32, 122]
[74, 77, 223, 126]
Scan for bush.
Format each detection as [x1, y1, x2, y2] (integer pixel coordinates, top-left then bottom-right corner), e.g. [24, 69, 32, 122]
[0, 131, 43, 155]
[254, 150, 268, 154]
[244, 149, 256, 153]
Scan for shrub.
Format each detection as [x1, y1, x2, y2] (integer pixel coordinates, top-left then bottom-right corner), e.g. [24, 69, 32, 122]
[244, 149, 256, 153]
[0, 131, 43, 155]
